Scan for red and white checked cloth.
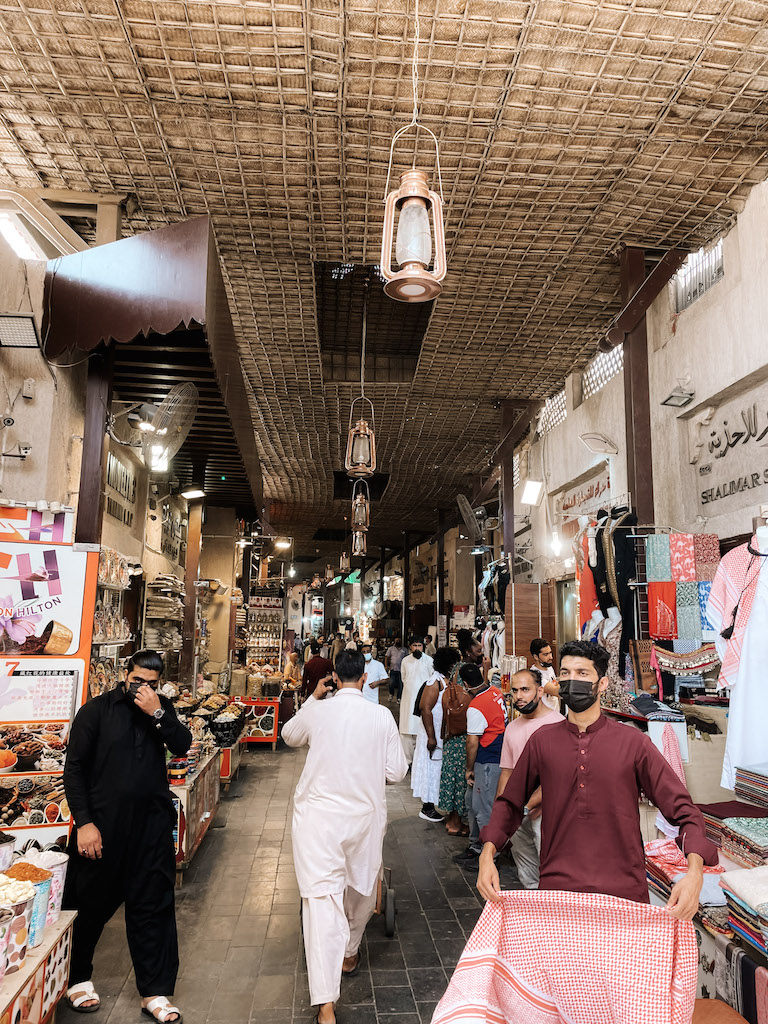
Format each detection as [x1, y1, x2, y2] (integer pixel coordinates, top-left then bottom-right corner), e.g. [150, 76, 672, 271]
[431, 890, 697, 1024]
[707, 539, 761, 689]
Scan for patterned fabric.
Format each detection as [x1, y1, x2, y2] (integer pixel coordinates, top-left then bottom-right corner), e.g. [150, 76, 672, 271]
[431, 889, 698, 1024]
[676, 582, 702, 641]
[654, 725, 687, 838]
[438, 734, 466, 816]
[672, 638, 701, 654]
[699, 582, 716, 635]
[756, 965, 768, 1024]
[694, 533, 721, 582]
[707, 539, 762, 688]
[670, 533, 696, 583]
[648, 582, 678, 639]
[646, 534, 672, 582]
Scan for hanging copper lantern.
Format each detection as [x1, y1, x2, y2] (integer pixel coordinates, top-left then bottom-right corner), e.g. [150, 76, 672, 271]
[351, 480, 370, 532]
[352, 530, 367, 557]
[380, 165, 446, 303]
[324, 564, 335, 583]
[340, 551, 350, 571]
[345, 398, 377, 478]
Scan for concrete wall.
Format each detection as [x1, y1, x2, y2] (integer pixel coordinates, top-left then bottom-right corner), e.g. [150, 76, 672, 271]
[0, 238, 87, 507]
[199, 506, 238, 665]
[647, 177, 768, 540]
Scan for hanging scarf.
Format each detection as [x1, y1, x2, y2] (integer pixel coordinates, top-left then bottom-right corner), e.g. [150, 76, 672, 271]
[707, 537, 765, 689]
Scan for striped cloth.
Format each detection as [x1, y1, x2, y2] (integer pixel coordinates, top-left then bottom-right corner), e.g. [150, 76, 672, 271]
[707, 539, 762, 688]
[431, 890, 697, 1024]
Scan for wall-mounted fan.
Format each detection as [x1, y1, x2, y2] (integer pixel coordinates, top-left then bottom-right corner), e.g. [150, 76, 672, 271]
[457, 493, 501, 553]
[108, 383, 199, 472]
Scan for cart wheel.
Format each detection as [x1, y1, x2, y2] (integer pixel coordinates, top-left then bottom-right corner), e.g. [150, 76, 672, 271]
[384, 887, 396, 937]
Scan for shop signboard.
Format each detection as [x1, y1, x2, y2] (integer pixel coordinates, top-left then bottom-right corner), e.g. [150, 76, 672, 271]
[555, 466, 611, 539]
[0, 507, 97, 848]
[0, 505, 74, 545]
[690, 378, 768, 517]
[437, 614, 448, 647]
[451, 605, 475, 628]
[248, 595, 283, 609]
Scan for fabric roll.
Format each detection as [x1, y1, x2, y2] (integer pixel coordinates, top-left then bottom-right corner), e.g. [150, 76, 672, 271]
[694, 533, 721, 581]
[676, 582, 702, 641]
[646, 534, 672, 582]
[648, 582, 678, 639]
[670, 533, 697, 583]
[699, 581, 716, 636]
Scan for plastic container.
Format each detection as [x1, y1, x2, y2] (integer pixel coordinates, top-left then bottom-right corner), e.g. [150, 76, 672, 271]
[13, 850, 68, 926]
[27, 874, 52, 946]
[2, 896, 33, 973]
[0, 838, 15, 875]
[0, 907, 12, 987]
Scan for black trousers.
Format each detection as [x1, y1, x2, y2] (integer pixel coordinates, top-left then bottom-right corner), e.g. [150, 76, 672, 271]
[63, 817, 179, 997]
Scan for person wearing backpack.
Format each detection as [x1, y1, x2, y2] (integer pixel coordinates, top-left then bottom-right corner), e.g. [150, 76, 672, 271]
[438, 658, 474, 836]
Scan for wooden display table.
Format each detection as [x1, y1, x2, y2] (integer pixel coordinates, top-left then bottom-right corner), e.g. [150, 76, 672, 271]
[0, 911, 76, 1024]
[219, 729, 246, 792]
[171, 749, 221, 882]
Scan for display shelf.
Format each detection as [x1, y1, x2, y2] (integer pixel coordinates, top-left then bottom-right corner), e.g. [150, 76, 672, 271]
[0, 911, 75, 1024]
[220, 727, 246, 791]
[238, 698, 280, 750]
[171, 749, 221, 882]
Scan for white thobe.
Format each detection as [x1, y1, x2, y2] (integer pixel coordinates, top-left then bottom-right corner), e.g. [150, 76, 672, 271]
[282, 687, 408, 898]
[399, 652, 435, 736]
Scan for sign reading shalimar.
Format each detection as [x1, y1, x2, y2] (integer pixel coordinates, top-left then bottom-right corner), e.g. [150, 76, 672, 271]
[689, 377, 768, 514]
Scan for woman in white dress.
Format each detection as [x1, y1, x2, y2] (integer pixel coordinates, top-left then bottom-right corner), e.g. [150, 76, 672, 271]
[411, 648, 459, 823]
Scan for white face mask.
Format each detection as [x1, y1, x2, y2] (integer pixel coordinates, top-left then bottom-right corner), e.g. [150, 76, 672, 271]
[364, 653, 372, 662]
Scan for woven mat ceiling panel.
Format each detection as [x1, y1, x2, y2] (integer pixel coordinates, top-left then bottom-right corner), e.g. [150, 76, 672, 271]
[1, 0, 767, 552]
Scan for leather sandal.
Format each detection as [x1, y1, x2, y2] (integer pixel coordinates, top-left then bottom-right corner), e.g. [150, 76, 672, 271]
[141, 998, 182, 1024]
[66, 983, 101, 1013]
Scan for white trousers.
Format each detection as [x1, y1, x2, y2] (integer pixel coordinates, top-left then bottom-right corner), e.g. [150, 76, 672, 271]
[302, 885, 377, 1006]
[399, 733, 416, 764]
[510, 814, 542, 889]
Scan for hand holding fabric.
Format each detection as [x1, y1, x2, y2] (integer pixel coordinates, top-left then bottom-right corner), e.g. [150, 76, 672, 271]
[477, 845, 502, 903]
[666, 857, 703, 920]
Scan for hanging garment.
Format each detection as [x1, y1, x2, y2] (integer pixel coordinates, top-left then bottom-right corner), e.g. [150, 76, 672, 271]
[649, 582, 678, 639]
[608, 507, 639, 678]
[431, 890, 698, 1024]
[578, 531, 600, 628]
[670, 533, 697, 583]
[707, 539, 764, 689]
[646, 534, 673, 582]
[694, 533, 721, 582]
[655, 724, 687, 838]
[676, 582, 703, 641]
[592, 511, 612, 615]
[496, 566, 510, 618]
[598, 618, 624, 706]
[717, 558, 768, 790]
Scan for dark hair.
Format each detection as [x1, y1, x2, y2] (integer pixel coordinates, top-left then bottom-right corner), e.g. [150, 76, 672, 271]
[456, 628, 476, 655]
[408, 634, 423, 647]
[514, 667, 542, 687]
[530, 638, 551, 658]
[334, 649, 365, 682]
[425, 634, 433, 641]
[433, 646, 461, 677]
[309, 640, 320, 656]
[126, 649, 164, 677]
[459, 663, 483, 688]
[559, 640, 610, 679]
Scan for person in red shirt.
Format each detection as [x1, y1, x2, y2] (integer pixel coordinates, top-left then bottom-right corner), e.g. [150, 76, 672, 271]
[301, 641, 334, 702]
[477, 640, 718, 920]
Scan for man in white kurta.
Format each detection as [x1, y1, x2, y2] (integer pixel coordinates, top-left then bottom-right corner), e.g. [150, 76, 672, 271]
[282, 649, 408, 1024]
[398, 637, 434, 763]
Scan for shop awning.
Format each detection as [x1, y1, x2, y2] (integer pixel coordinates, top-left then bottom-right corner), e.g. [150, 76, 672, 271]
[42, 216, 262, 512]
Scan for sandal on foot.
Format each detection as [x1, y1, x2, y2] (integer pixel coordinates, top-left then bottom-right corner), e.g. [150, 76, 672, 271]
[141, 998, 183, 1024]
[66, 983, 101, 1013]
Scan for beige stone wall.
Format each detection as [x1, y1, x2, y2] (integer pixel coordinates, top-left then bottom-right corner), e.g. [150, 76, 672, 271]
[199, 506, 237, 665]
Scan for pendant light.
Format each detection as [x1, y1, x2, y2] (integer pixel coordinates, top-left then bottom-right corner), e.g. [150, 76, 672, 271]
[345, 277, 377, 478]
[351, 480, 370, 532]
[352, 530, 367, 557]
[380, 0, 446, 303]
[325, 564, 335, 583]
[340, 550, 350, 571]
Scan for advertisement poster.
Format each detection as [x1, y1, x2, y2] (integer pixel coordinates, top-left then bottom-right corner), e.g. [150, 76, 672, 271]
[0, 511, 97, 848]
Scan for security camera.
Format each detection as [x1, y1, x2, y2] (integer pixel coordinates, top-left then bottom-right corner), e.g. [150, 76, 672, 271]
[2, 417, 14, 428]
[18, 443, 32, 457]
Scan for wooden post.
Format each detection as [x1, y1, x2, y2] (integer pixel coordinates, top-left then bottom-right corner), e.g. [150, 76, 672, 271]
[500, 401, 518, 580]
[75, 347, 114, 546]
[402, 532, 411, 642]
[436, 510, 446, 617]
[621, 247, 655, 523]
[180, 498, 203, 686]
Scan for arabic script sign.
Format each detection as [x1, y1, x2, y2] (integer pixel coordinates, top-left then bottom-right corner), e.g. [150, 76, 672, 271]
[691, 379, 768, 514]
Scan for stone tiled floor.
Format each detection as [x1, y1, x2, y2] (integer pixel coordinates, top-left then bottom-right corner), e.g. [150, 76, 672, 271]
[56, 700, 521, 1024]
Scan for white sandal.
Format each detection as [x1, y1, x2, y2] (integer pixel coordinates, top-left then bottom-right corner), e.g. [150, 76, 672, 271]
[66, 982, 101, 1013]
[141, 997, 183, 1024]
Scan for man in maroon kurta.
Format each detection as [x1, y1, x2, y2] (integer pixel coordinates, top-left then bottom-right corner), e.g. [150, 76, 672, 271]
[478, 640, 718, 919]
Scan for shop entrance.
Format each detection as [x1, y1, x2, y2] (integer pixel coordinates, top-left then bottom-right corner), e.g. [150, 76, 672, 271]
[555, 577, 579, 650]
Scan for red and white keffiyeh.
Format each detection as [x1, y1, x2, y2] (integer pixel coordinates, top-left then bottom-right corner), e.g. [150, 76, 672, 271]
[431, 890, 697, 1024]
[706, 539, 761, 689]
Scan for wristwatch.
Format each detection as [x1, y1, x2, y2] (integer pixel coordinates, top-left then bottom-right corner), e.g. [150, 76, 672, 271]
[153, 707, 165, 722]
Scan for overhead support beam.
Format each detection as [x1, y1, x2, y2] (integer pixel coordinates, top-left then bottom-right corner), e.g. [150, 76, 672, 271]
[436, 510, 446, 618]
[402, 532, 411, 643]
[602, 247, 688, 350]
[500, 401, 537, 578]
[0, 187, 88, 255]
[620, 247, 655, 524]
[74, 347, 114, 545]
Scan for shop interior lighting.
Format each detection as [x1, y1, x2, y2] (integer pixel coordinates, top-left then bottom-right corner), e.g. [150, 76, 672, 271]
[551, 532, 562, 556]
[579, 432, 618, 455]
[181, 484, 205, 499]
[352, 530, 367, 556]
[288, 564, 296, 577]
[0, 214, 46, 261]
[340, 551, 351, 571]
[274, 537, 292, 550]
[149, 445, 169, 473]
[661, 379, 695, 408]
[379, 0, 447, 303]
[0, 312, 41, 349]
[520, 479, 544, 506]
[470, 544, 487, 556]
[351, 480, 371, 531]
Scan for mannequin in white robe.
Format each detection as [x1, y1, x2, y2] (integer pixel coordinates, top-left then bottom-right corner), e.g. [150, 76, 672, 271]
[283, 652, 408, 1023]
[398, 639, 434, 763]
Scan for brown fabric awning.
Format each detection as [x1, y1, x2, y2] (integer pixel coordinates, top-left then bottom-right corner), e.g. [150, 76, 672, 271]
[43, 216, 263, 511]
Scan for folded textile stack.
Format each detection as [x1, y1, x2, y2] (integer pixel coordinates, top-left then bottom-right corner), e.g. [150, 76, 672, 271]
[697, 800, 768, 848]
[145, 594, 184, 620]
[720, 817, 768, 869]
[735, 763, 768, 808]
[143, 623, 182, 651]
[719, 865, 768, 956]
[645, 838, 729, 937]
[631, 692, 685, 722]
[152, 573, 185, 596]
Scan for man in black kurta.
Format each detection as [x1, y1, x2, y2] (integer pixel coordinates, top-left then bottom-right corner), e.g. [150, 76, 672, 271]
[63, 650, 191, 1018]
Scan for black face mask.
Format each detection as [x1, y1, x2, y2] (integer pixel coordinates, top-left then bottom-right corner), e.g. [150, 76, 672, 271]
[515, 698, 539, 716]
[127, 679, 148, 701]
[560, 679, 599, 714]
[412, 650, 423, 660]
